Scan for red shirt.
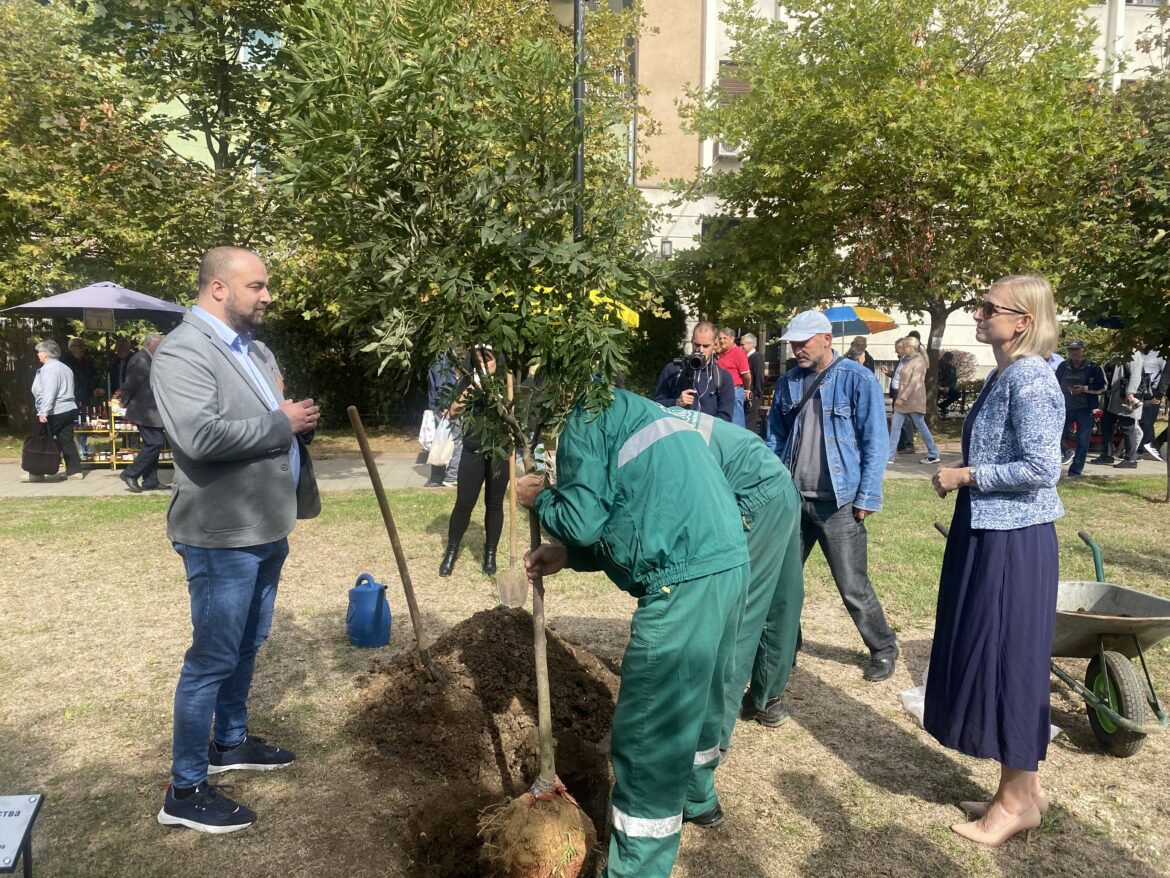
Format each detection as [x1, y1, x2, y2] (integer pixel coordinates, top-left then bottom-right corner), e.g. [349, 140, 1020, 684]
[717, 345, 750, 388]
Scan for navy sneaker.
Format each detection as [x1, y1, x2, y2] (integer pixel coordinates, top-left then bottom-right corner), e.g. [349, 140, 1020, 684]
[157, 783, 255, 833]
[207, 734, 295, 775]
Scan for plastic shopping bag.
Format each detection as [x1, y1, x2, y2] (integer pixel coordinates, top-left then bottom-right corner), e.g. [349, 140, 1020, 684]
[418, 409, 437, 451]
[427, 417, 455, 467]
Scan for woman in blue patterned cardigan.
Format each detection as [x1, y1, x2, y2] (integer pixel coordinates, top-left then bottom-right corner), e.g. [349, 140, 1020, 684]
[927, 275, 1064, 847]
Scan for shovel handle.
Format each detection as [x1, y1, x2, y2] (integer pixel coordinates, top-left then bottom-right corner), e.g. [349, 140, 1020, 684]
[347, 406, 437, 681]
[529, 507, 556, 787]
[508, 373, 518, 561]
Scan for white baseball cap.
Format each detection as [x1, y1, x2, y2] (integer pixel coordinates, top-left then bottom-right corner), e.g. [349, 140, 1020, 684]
[779, 310, 833, 342]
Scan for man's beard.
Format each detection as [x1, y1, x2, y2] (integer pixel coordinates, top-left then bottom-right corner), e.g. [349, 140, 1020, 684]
[226, 289, 265, 333]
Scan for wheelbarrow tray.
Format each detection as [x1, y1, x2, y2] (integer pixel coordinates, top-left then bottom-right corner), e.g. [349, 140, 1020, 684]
[1053, 580, 1170, 660]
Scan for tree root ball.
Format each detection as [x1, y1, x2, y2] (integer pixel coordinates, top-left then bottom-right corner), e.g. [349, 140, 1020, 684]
[478, 787, 597, 878]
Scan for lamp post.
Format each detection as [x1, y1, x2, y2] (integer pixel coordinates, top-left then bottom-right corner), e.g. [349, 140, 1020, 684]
[547, 0, 586, 242]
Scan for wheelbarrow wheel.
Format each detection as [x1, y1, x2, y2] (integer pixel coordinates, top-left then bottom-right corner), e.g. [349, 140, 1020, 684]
[1084, 651, 1149, 758]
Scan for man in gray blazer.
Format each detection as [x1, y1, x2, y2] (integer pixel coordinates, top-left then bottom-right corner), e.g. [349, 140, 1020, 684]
[152, 246, 321, 834]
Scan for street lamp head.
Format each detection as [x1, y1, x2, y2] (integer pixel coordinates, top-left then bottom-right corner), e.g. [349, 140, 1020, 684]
[547, 0, 574, 28]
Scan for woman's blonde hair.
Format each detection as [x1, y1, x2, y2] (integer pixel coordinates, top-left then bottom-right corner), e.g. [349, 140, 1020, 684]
[990, 274, 1059, 360]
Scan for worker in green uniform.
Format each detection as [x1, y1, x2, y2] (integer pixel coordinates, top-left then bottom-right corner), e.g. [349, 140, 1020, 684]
[515, 388, 749, 878]
[663, 405, 803, 762]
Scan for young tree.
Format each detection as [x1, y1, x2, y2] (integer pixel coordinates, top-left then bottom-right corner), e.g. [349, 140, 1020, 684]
[278, 0, 657, 454]
[678, 0, 1116, 414]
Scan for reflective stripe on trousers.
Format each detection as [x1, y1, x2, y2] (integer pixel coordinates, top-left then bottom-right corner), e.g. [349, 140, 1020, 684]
[610, 805, 682, 839]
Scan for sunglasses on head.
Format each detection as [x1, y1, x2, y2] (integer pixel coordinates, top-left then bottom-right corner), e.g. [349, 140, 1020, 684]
[977, 300, 1028, 319]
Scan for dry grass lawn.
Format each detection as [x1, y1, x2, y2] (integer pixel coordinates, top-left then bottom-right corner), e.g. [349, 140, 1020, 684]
[1, 477, 1168, 877]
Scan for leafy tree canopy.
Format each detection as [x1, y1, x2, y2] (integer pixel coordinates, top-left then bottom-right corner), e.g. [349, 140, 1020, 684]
[1061, 6, 1170, 352]
[675, 0, 1118, 414]
[278, 0, 659, 454]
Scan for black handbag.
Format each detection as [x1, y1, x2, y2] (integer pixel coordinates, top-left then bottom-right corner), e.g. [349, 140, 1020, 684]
[22, 423, 61, 476]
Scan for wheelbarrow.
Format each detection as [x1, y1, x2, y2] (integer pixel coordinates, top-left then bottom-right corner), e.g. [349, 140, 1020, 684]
[933, 524, 1170, 757]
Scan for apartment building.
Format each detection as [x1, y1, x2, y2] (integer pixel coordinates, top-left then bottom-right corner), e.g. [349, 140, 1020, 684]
[636, 0, 1164, 370]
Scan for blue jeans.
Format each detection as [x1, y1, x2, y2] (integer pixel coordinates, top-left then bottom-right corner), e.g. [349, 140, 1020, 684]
[1063, 408, 1094, 475]
[732, 386, 746, 428]
[171, 539, 289, 787]
[888, 412, 938, 461]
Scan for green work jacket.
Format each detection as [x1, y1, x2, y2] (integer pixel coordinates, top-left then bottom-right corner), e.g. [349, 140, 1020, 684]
[665, 406, 793, 514]
[535, 389, 749, 597]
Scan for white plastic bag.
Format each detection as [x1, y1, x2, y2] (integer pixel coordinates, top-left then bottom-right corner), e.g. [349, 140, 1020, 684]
[427, 417, 455, 467]
[418, 410, 437, 450]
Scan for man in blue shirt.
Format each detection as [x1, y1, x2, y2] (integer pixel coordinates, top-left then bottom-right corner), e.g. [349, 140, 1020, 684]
[766, 310, 898, 685]
[153, 247, 320, 834]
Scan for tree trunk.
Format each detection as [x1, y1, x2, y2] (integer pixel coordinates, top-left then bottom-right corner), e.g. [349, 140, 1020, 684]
[1, 323, 40, 434]
[924, 306, 949, 431]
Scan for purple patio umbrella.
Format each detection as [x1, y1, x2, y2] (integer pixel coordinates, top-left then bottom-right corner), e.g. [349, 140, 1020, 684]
[1, 281, 186, 327]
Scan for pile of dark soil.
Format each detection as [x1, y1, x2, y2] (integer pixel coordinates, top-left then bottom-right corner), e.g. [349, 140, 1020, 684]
[350, 606, 619, 878]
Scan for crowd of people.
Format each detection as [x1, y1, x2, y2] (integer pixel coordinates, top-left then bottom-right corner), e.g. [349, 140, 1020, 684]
[18, 256, 1165, 878]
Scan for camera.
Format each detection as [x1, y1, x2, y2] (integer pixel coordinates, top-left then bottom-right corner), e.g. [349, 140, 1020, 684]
[673, 352, 710, 396]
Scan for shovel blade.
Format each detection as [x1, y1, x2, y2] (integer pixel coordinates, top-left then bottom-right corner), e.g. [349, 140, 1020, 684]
[497, 568, 529, 608]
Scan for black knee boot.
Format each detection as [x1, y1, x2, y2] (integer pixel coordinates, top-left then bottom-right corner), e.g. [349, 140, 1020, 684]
[439, 543, 459, 577]
[482, 546, 497, 575]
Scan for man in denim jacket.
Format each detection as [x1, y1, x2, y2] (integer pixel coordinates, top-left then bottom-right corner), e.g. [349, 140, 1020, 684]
[766, 310, 898, 683]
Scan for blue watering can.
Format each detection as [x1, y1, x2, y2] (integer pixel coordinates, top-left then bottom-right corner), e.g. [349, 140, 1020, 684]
[347, 573, 391, 648]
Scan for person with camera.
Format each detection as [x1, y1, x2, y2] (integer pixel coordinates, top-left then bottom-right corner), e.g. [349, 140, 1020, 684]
[653, 322, 735, 422]
[765, 310, 899, 684]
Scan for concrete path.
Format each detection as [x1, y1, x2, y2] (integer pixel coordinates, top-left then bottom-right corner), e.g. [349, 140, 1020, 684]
[0, 453, 433, 498]
[1, 449, 1165, 499]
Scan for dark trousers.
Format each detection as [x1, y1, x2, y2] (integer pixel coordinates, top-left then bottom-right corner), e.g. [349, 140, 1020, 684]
[938, 388, 960, 414]
[800, 498, 898, 657]
[1097, 410, 1141, 461]
[1063, 408, 1094, 475]
[446, 448, 509, 553]
[744, 397, 762, 435]
[125, 425, 164, 484]
[1140, 401, 1162, 450]
[46, 409, 82, 475]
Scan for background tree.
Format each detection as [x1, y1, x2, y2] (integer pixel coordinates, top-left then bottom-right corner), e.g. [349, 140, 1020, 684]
[278, 0, 658, 453]
[678, 0, 1116, 415]
[1062, 5, 1170, 354]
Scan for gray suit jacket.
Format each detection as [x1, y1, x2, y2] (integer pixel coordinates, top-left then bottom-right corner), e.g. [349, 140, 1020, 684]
[151, 312, 320, 548]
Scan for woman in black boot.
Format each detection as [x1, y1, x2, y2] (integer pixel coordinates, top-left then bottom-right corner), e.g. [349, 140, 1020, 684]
[439, 346, 509, 577]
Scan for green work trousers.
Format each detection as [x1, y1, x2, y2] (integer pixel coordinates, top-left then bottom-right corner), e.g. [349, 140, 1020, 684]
[603, 563, 749, 878]
[723, 480, 804, 747]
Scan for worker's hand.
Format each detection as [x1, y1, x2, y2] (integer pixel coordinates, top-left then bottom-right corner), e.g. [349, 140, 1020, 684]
[933, 466, 971, 498]
[515, 474, 545, 509]
[38, 414, 47, 424]
[853, 507, 872, 521]
[677, 389, 697, 407]
[1070, 385, 1085, 395]
[744, 389, 753, 402]
[1127, 393, 1138, 406]
[279, 398, 320, 434]
[525, 544, 568, 580]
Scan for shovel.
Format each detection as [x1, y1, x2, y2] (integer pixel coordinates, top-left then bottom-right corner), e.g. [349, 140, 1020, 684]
[497, 372, 529, 607]
[347, 405, 437, 681]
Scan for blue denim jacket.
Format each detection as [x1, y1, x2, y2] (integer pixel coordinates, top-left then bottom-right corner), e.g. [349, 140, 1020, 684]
[967, 355, 1064, 530]
[766, 355, 889, 512]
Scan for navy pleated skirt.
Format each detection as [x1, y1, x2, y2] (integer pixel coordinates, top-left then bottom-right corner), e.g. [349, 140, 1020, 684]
[923, 489, 1059, 771]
